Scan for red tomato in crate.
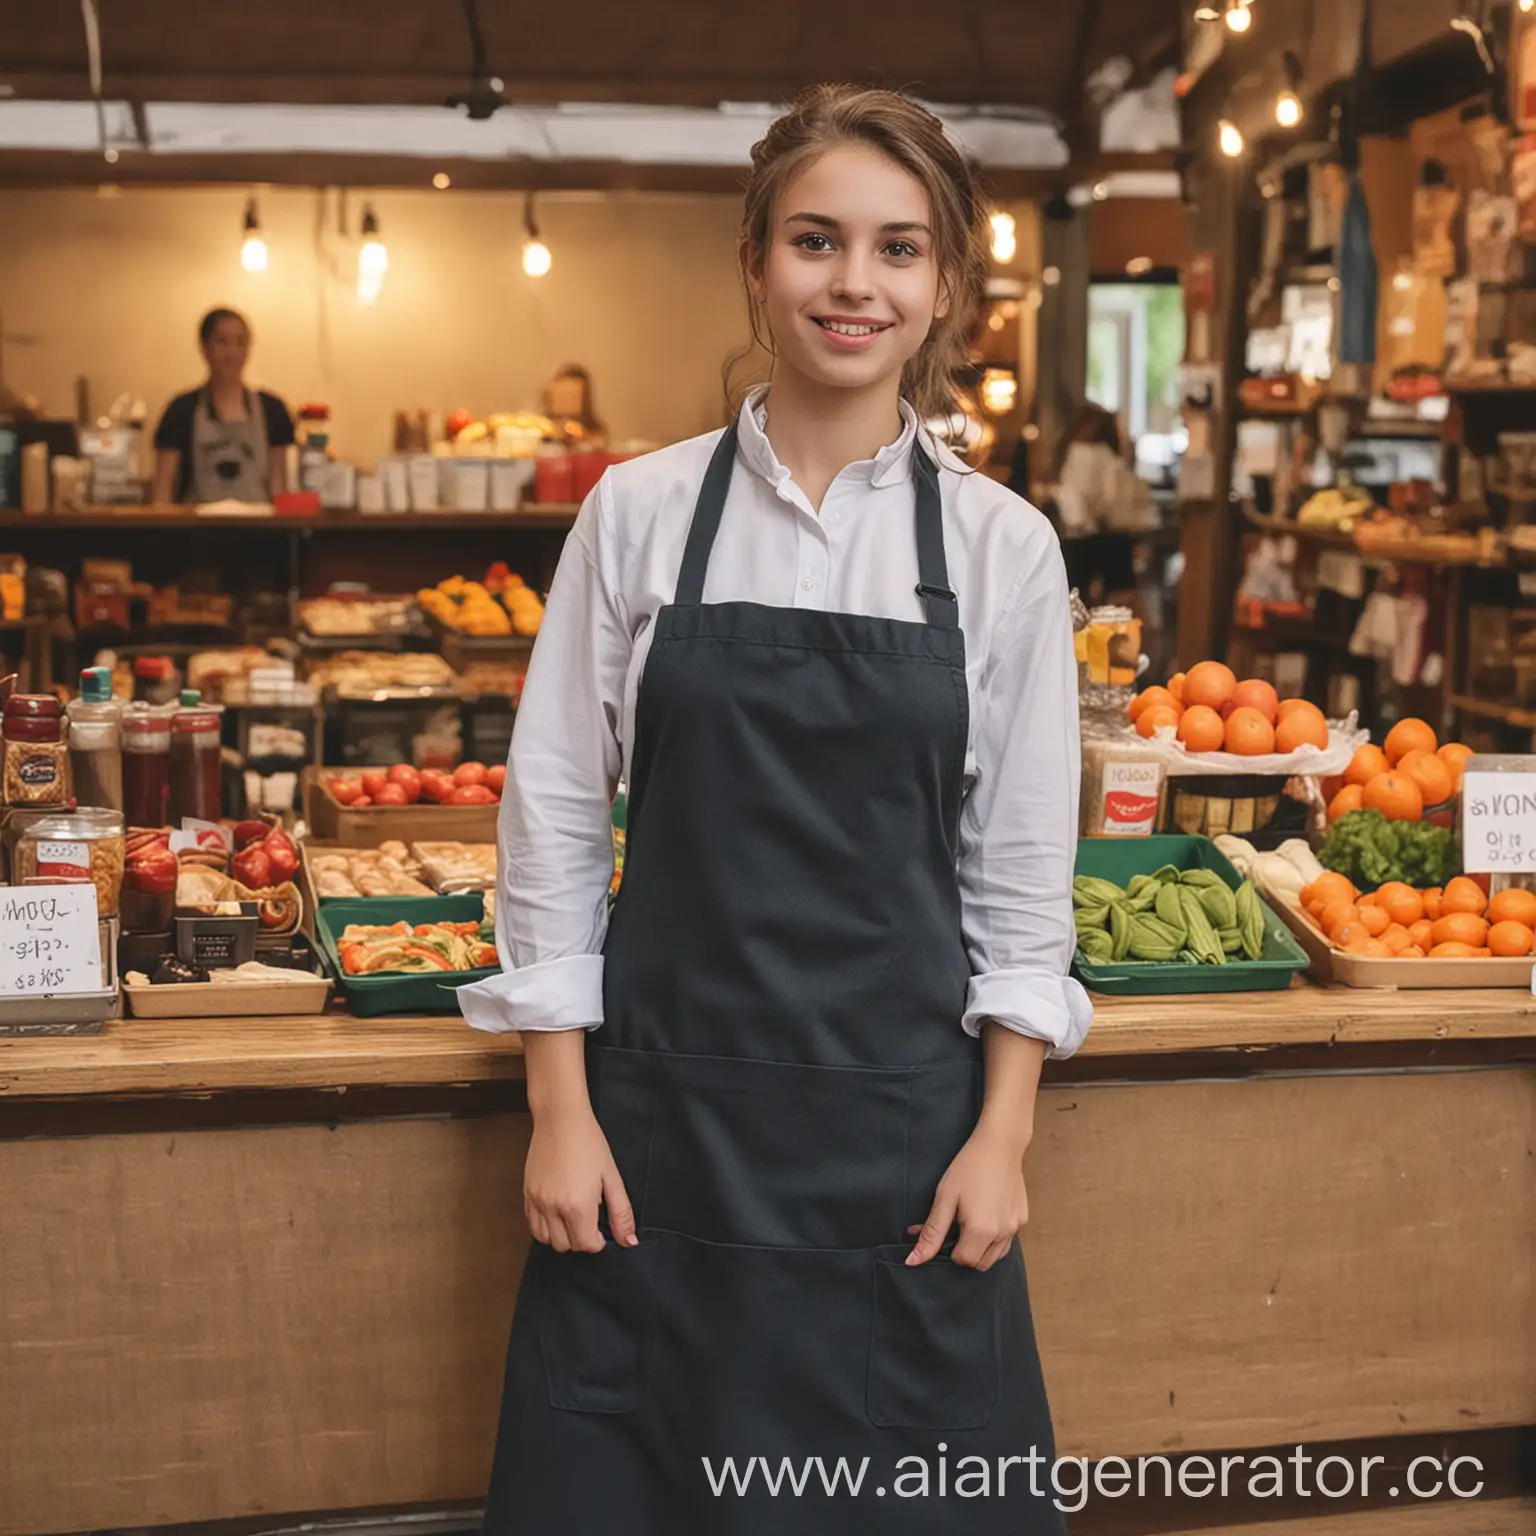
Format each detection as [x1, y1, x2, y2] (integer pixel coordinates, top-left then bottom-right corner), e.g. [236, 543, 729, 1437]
[448, 784, 497, 805]
[372, 783, 409, 806]
[352, 795, 373, 808]
[453, 762, 488, 788]
[420, 769, 454, 803]
[388, 764, 422, 802]
[361, 769, 389, 797]
[485, 764, 506, 795]
[329, 777, 363, 806]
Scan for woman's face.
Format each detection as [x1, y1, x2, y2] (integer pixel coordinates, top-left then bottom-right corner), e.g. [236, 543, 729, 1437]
[202, 317, 250, 383]
[754, 143, 947, 400]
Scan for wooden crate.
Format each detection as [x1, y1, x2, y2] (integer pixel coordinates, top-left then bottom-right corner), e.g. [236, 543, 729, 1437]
[300, 766, 500, 848]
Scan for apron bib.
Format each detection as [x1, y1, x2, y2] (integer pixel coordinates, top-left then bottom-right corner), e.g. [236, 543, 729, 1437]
[484, 424, 1063, 1534]
[190, 388, 270, 503]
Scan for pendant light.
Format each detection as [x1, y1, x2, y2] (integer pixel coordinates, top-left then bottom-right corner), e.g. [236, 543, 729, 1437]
[357, 205, 388, 305]
[522, 192, 552, 277]
[1274, 51, 1304, 128]
[1224, 0, 1253, 33]
[1218, 120, 1245, 157]
[988, 210, 1017, 264]
[240, 197, 268, 273]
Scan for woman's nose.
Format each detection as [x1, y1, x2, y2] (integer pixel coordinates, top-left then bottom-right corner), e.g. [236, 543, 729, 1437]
[831, 251, 876, 300]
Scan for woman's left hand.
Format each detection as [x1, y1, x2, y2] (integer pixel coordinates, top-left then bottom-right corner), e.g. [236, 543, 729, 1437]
[906, 1124, 1029, 1271]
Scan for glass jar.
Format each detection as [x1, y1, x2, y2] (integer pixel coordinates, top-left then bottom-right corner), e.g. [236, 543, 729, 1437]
[122, 703, 174, 827]
[14, 807, 126, 917]
[3, 693, 70, 807]
[168, 689, 224, 825]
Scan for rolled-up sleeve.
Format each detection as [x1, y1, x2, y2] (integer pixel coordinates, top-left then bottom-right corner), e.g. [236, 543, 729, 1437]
[957, 536, 1093, 1058]
[457, 477, 630, 1035]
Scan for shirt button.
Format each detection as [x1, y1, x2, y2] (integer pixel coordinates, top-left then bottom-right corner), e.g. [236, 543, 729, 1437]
[801, 577, 815, 592]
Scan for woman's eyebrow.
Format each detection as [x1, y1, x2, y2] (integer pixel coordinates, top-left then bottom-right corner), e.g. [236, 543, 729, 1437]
[784, 212, 933, 235]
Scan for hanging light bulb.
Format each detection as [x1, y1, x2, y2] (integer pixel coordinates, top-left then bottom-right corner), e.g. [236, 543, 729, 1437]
[522, 192, 552, 277]
[988, 210, 1017, 264]
[1275, 89, 1303, 128]
[1522, 0, 1533, 12]
[1218, 120, 1245, 157]
[357, 205, 387, 305]
[240, 197, 268, 273]
[1224, 0, 1253, 32]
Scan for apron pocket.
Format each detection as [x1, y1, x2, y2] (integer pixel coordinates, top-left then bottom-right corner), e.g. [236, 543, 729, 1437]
[539, 1234, 659, 1414]
[866, 1245, 1003, 1430]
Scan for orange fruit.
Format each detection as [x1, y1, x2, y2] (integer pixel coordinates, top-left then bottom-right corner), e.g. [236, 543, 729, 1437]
[1129, 685, 1181, 721]
[1421, 887, 1442, 920]
[1440, 876, 1487, 917]
[1380, 923, 1413, 953]
[1225, 706, 1276, 755]
[1331, 919, 1369, 948]
[1427, 941, 1479, 958]
[1357, 905, 1390, 937]
[1301, 872, 1356, 913]
[1275, 709, 1329, 753]
[1345, 744, 1392, 787]
[1167, 672, 1187, 704]
[1362, 771, 1423, 823]
[1230, 678, 1280, 723]
[1135, 704, 1181, 740]
[1396, 748, 1454, 809]
[1431, 912, 1489, 948]
[1357, 891, 1381, 907]
[1487, 921, 1534, 957]
[1321, 896, 1362, 929]
[1374, 882, 1423, 927]
[1476, 948, 1493, 957]
[1436, 742, 1475, 788]
[1400, 945, 1426, 958]
[1488, 887, 1536, 927]
[1327, 783, 1365, 823]
[1277, 697, 1322, 723]
[1177, 704, 1226, 753]
[1184, 661, 1237, 712]
[1407, 918, 1434, 949]
[1354, 938, 1392, 957]
[1383, 717, 1438, 765]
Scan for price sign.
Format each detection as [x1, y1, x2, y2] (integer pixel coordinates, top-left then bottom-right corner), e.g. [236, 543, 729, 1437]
[1462, 771, 1536, 873]
[0, 884, 102, 999]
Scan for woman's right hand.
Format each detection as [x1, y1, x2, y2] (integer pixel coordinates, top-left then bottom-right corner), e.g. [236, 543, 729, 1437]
[524, 1104, 638, 1252]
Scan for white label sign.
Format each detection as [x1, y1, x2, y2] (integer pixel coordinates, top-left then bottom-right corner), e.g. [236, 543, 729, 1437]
[1462, 771, 1536, 872]
[0, 884, 103, 998]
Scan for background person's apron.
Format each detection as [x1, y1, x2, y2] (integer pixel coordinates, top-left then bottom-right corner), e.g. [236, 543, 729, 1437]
[189, 388, 269, 502]
[484, 424, 1064, 1534]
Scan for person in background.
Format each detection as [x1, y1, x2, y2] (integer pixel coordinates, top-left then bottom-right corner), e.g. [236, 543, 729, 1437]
[540, 363, 607, 447]
[150, 308, 295, 504]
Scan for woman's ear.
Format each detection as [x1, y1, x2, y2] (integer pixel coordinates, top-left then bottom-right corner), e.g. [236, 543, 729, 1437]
[934, 275, 953, 322]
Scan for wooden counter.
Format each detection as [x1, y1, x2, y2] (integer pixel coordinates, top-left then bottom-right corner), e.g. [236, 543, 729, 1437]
[3, 979, 1535, 1101]
[1, 986, 1532, 1536]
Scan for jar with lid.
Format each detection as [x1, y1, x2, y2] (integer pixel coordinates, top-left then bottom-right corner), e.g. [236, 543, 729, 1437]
[122, 702, 174, 827]
[14, 807, 126, 917]
[67, 665, 124, 812]
[3, 693, 71, 807]
[168, 689, 224, 825]
[132, 655, 180, 706]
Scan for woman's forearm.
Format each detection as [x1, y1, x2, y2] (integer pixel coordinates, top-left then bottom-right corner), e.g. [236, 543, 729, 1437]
[522, 1028, 596, 1123]
[974, 1020, 1046, 1158]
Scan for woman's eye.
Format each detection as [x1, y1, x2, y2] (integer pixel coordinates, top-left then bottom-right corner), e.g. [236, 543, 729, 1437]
[792, 232, 833, 252]
[885, 240, 920, 259]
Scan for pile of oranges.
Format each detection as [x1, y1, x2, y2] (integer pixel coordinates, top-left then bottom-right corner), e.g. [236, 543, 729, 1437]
[1298, 871, 1536, 959]
[1128, 662, 1329, 757]
[1325, 719, 1473, 826]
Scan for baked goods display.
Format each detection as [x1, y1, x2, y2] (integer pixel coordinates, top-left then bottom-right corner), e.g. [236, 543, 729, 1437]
[308, 842, 435, 898]
[412, 841, 498, 893]
[417, 565, 544, 637]
[305, 650, 459, 699]
[299, 596, 415, 638]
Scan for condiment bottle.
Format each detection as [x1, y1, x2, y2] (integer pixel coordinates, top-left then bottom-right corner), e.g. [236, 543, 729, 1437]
[67, 665, 124, 812]
[168, 688, 224, 826]
[121, 702, 174, 827]
[2, 693, 71, 808]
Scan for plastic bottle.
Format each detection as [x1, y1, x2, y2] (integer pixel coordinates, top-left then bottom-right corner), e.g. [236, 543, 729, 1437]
[122, 702, 174, 827]
[168, 688, 224, 826]
[67, 665, 124, 812]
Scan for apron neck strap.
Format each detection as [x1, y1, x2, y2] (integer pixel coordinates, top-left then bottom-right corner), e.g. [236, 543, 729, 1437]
[675, 421, 957, 630]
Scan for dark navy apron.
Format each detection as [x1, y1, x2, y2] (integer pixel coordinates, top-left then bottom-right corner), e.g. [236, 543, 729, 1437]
[483, 423, 1063, 1533]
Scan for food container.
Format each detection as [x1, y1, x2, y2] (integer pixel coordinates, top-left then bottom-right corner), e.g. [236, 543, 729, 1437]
[0, 915, 121, 1036]
[1161, 772, 1289, 838]
[490, 459, 536, 511]
[1077, 607, 1142, 688]
[168, 689, 224, 825]
[175, 903, 259, 968]
[315, 894, 497, 1015]
[380, 457, 410, 512]
[121, 702, 174, 826]
[1071, 835, 1310, 995]
[13, 808, 126, 918]
[1080, 736, 1166, 837]
[3, 693, 70, 808]
[534, 451, 576, 505]
[446, 458, 490, 512]
[356, 473, 386, 514]
[408, 455, 439, 511]
[122, 950, 332, 1018]
[301, 766, 501, 845]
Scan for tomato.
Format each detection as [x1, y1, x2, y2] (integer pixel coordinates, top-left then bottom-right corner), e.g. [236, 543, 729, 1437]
[485, 764, 506, 795]
[372, 783, 409, 806]
[329, 777, 363, 806]
[420, 769, 454, 803]
[388, 764, 422, 802]
[448, 784, 497, 804]
[361, 769, 389, 797]
[453, 761, 488, 787]
[352, 795, 373, 808]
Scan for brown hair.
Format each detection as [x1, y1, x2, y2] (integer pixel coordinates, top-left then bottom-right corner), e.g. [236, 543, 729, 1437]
[735, 84, 991, 421]
[1054, 402, 1122, 480]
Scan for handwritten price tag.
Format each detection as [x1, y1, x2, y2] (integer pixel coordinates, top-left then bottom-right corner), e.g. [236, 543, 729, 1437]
[0, 884, 102, 999]
[1462, 771, 1536, 873]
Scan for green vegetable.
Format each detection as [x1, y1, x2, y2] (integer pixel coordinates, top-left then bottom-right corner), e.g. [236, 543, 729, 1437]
[1128, 914, 1185, 961]
[1154, 883, 1187, 936]
[1074, 905, 1112, 939]
[1073, 876, 1125, 909]
[1078, 928, 1115, 964]
[1319, 809, 1461, 890]
[1177, 885, 1226, 964]
[1235, 881, 1265, 960]
[1196, 881, 1238, 929]
[1110, 902, 1134, 961]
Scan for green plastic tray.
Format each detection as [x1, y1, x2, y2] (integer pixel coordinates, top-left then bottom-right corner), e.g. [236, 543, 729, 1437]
[1073, 835, 1309, 995]
[315, 895, 499, 1016]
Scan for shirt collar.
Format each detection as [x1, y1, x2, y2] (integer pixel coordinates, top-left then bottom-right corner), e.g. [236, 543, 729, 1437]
[735, 384, 925, 491]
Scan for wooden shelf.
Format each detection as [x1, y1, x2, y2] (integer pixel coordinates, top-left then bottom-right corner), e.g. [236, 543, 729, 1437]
[1241, 508, 1517, 568]
[1450, 693, 1536, 729]
[0, 507, 579, 532]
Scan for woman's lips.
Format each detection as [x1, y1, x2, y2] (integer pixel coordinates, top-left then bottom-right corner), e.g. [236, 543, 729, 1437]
[812, 316, 894, 351]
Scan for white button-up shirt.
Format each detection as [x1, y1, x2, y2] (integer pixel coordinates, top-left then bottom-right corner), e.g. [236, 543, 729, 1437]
[458, 389, 1094, 1058]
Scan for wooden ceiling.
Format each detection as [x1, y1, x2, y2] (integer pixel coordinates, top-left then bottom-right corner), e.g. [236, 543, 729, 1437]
[4, 0, 1178, 114]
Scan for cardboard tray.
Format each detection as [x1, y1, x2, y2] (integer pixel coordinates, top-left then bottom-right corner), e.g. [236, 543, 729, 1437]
[301, 766, 500, 847]
[1072, 835, 1310, 995]
[1267, 885, 1536, 989]
[314, 894, 497, 1016]
[123, 973, 333, 1018]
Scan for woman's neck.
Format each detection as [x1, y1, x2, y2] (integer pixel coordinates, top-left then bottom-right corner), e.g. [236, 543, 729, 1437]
[208, 377, 248, 415]
[759, 371, 905, 513]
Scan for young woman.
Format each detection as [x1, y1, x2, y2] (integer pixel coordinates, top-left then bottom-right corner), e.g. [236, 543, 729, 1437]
[460, 84, 1091, 1534]
[151, 308, 295, 504]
